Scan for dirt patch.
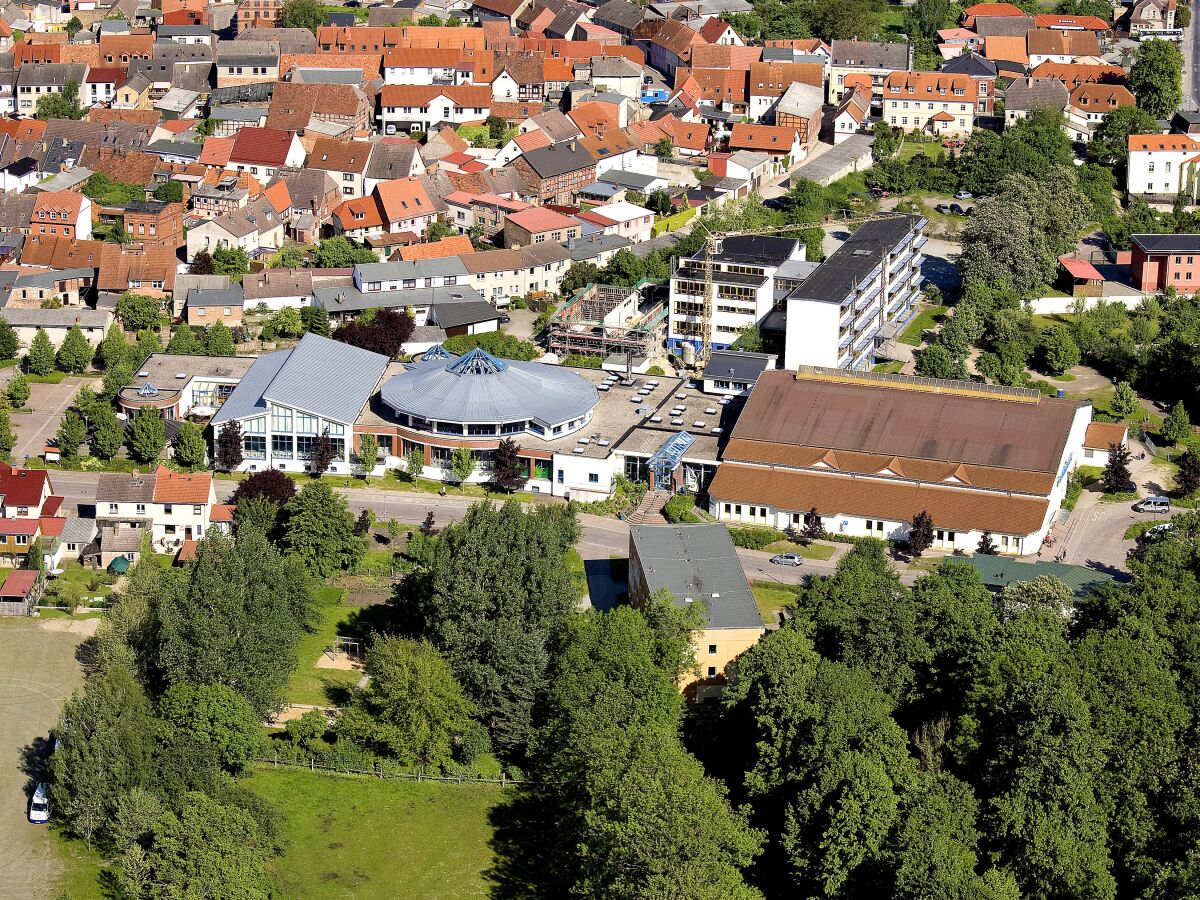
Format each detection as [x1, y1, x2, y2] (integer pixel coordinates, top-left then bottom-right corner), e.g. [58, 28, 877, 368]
[314, 651, 362, 672]
[37, 616, 101, 637]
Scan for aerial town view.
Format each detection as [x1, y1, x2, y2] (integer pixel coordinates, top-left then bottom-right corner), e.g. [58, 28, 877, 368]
[1, 0, 1200, 895]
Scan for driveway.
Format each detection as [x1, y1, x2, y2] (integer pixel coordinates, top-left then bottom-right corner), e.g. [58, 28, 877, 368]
[11, 378, 98, 464]
[500, 307, 538, 342]
[0, 617, 89, 899]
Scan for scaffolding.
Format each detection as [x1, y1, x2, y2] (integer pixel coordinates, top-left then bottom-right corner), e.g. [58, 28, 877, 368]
[547, 280, 668, 358]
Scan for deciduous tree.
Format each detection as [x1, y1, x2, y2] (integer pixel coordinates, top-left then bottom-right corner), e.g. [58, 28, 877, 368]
[310, 428, 337, 474]
[116, 292, 161, 332]
[57, 409, 87, 460]
[6, 373, 28, 408]
[214, 421, 243, 472]
[56, 325, 93, 373]
[282, 480, 363, 577]
[909, 510, 935, 556]
[490, 437, 525, 492]
[157, 682, 262, 774]
[89, 405, 124, 460]
[356, 433, 378, 479]
[205, 321, 236, 356]
[336, 636, 482, 769]
[1163, 400, 1191, 444]
[1090, 106, 1161, 165]
[1130, 39, 1183, 120]
[1101, 442, 1132, 494]
[1177, 447, 1200, 495]
[450, 445, 476, 487]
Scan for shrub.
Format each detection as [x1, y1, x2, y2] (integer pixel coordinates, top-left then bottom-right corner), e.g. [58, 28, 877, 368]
[728, 525, 784, 550]
[646, 365, 666, 376]
[663, 493, 700, 524]
[561, 354, 604, 368]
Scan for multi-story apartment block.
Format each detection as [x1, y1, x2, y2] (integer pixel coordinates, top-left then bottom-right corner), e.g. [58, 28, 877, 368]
[1130, 234, 1200, 293]
[668, 236, 808, 354]
[882, 71, 977, 136]
[784, 215, 926, 371]
[827, 39, 911, 103]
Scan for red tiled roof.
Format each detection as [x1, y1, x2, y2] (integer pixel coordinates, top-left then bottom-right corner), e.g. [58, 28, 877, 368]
[40, 496, 63, 517]
[38, 517, 65, 538]
[728, 123, 801, 154]
[210, 504, 235, 523]
[0, 467, 48, 508]
[505, 206, 578, 233]
[0, 518, 41, 536]
[230, 128, 295, 167]
[151, 466, 212, 504]
[1084, 421, 1127, 449]
[397, 234, 475, 260]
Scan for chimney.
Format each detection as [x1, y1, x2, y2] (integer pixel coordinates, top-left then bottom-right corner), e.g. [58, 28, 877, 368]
[1026, 77, 1034, 88]
[569, 140, 577, 151]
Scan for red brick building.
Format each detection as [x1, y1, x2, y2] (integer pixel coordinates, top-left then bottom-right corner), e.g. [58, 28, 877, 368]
[1130, 234, 1200, 293]
[510, 142, 596, 206]
[236, 0, 284, 33]
[124, 200, 185, 249]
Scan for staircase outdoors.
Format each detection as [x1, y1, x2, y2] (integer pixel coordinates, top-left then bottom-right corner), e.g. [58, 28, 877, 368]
[627, 490, 670, 525]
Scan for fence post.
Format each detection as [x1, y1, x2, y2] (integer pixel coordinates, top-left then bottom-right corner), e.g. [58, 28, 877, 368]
[310, 757, 314, 772]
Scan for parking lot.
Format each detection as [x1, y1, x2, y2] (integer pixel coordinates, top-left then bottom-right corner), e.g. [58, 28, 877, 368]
[0, 617, 90, 898]
[10, 377, 99, 464]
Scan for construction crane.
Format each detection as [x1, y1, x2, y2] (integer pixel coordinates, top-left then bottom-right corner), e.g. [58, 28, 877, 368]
[686, 211, 914, 370]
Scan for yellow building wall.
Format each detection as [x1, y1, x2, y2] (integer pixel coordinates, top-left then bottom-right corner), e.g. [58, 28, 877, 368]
[687, 625, 766, 701]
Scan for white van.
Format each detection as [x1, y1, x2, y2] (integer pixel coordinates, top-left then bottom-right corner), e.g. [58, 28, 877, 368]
[1134, 496, 1170, 514]
[28, 783, 49, 824]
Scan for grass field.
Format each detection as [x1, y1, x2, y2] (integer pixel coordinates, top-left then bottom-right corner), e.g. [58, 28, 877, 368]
[762, 539, 836, 560]
[751, 580, 801, 625]
[246, 769, 503, 899]
[288, 586, 361, 707]
[899, 304, 948, 346]
[873, 361, 905, 374]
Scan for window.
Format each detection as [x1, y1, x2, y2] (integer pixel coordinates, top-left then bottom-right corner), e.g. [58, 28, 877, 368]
[707, 644, 717, 655]
[588, 473, 599, 484]
[15, 534, 27, 546]
[272, 434, 294, 459]
[136, 503, 146, 515]
[272, 406, 292, 432]
[108, 503, 118, 514]
[193, 505, 202, 516]
[707, 666, 717, 677]
[163, 504, 173, 514]
[197, 307, 206, 316]
[295, 436, 314, 460]
[557, 469, 564, 483]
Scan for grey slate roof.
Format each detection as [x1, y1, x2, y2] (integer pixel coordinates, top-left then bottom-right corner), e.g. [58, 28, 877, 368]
[314, 284, 486, 314]
[1004, 77, 1069, 111]
[974, 15, 1035, 36]
[188, 286, 245, 309]
[830, 39, 909, 70]
[355, 257, 470, 283]
[96, 470, 157, 503]
[597, 169, 658, 190]
[61, 516, 97, 546]
[1130, 233, 1200, 253]
[380, 350, 598, 426]
[629, 524, 763, 630]
[145, 140, 202, 161]
[942, 51, 998, 77]
[521, 143, 594, 179]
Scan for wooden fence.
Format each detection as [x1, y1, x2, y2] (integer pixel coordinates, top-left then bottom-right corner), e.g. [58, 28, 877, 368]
[255, 752, 528, 786]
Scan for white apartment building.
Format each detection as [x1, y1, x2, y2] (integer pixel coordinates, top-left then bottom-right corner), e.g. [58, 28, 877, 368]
[881, 71, 977, 136]
[668, 235, 807, 354]
[95, 466, 219, 548]
[377, 84, 491, 135]
[784, 215, 926, 371]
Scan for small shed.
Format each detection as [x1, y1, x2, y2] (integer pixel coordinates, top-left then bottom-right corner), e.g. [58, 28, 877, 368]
[1082, 421, 1129, 467]
[1058, 254, 1104, 298]
[0, 569, 41, 616]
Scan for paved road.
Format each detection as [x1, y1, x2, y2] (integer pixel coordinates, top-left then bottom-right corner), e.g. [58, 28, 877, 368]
[0, 618, 89, 899]
[1186, 10, 1200, 111]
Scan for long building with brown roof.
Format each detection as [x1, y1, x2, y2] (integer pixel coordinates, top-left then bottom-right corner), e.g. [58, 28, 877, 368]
[707, 367, 1092, 555]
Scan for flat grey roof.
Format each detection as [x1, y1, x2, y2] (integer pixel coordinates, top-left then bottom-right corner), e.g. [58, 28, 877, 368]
[629, 524, 763, 630]
[703, 350, 775, 381]
[189, 286, 245, 308]
[787, 215, 921, 304]
[428, 300, 501, 329]
[315, 284, 485, 313]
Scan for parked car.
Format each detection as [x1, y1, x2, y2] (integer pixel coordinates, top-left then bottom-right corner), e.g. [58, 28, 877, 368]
[954, 190, 973, 200]
[869, 187, 891, 199]
[1145, 522, 1174, 539]
[1134, 496, 1170, 513]
[949, 203, 968, 215]
[29, 783, 49, 824]
[762, 197, 788, 210]
[769, 553, 803, 567]
[499, 314, 511, 324]
[942, 138, 965, 149]
[935, 203, 952, 214]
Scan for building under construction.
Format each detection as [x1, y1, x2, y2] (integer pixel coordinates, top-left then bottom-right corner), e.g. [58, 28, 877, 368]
[547, 280, 667, 359]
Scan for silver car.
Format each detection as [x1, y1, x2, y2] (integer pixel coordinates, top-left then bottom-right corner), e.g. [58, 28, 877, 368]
[769, 553, 803, 567]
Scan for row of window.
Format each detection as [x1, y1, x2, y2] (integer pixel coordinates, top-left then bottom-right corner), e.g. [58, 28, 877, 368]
[105, 503, 203, 515]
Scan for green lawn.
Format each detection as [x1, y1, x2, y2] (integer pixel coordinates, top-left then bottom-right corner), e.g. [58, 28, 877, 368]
[54, 561, 115, 598]
[288, 586, 361, 707]
[751, 580, 800, 625]
[54, 830, 108, 898]
[899, 304, 949, 346]
[566, 549, 588, 602]
[873, 361, 905, 374]
[245, 769, 503, 899]
[762, 539, 836, 560]
[898, 140, 944, 161]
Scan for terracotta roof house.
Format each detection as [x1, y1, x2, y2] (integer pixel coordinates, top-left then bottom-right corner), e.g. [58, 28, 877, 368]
[1026, 28, 1100, 66]
[646, 18, 707, 79]
[984, 35, 1029, 65]
[961, 2, 1027, 26]
[1030, 61, 1126, 87]
[306, 137, 374, 199]
[728, 123, 804, 160]
[1067, 82, 1135, 141]
[227, 127, 305, 178]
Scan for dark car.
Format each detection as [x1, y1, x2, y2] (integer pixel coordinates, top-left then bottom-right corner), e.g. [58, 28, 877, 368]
[763, 197, 788, 210]
[499, 314, 511, 324]
[949, 203, 968, 215]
